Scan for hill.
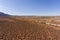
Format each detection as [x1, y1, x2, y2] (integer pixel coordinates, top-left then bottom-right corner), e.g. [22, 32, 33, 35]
[0, 12, 10, 16]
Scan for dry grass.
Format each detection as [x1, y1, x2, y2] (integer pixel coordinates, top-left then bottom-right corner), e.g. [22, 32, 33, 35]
[0, 16, 60, 40]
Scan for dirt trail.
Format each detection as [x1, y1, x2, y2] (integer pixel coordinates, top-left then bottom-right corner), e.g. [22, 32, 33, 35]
[37, 21, 60, 30]
[46, 22, 60, 30]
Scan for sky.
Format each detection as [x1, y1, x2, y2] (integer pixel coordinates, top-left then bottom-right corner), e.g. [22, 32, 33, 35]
[0, 0, 60, 16]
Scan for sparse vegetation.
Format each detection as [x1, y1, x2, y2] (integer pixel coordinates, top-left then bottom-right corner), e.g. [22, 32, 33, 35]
[0, 16, 60, 40]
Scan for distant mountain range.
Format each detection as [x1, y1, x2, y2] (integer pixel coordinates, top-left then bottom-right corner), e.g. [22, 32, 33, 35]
[0, 12, 10, 16]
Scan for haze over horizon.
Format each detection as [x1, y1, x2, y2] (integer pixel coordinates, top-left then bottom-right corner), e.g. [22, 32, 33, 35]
[0, 0, 60, 16]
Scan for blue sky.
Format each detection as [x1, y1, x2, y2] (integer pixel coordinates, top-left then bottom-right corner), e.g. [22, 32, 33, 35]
[0, 0, 60, 16]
